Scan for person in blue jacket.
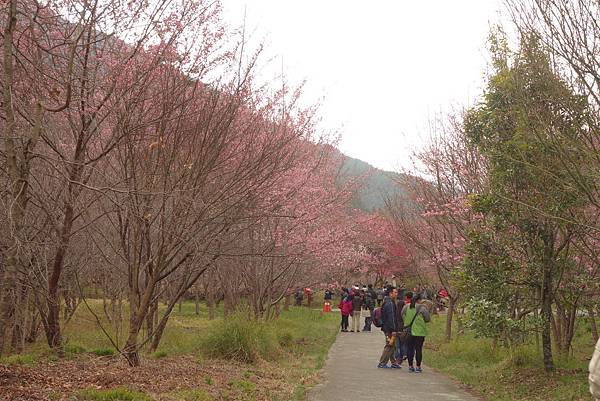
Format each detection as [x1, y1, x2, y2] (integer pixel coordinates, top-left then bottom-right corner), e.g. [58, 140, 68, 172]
[377, 286, 401, 369]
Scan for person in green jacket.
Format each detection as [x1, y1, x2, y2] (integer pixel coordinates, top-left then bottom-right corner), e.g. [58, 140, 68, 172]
[401, 292, 431, 373]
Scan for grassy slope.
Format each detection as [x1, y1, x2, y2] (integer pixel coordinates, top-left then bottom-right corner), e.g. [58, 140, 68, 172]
[425, 313, 594, 401]
[0, 301, 340, 401]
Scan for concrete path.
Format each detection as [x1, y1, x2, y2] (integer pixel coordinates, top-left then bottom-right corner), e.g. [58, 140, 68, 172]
[308, 326, 481, 401]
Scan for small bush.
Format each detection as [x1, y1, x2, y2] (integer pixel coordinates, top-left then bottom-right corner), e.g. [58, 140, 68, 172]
[91, 348, 115, 357]
[277, 331, 294, 347]
[200, 313, 280, 363]
[152, 350, 168, 358]
[77, 387, 151, 401]
[65, 343, 87, 355]
[0, 354, 37, 365]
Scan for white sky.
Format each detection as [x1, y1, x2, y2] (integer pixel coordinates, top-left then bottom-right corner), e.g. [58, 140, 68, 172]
[221, 0, 506, 172]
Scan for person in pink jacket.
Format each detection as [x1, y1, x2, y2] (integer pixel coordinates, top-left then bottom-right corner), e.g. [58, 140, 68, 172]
[338, 292, 353, 332]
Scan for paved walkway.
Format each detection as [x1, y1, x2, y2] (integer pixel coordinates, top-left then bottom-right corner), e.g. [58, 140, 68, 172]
[308, 326, 481, 401]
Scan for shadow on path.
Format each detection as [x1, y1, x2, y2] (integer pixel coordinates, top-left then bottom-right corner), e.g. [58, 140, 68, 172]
[308, 324, 481, 401]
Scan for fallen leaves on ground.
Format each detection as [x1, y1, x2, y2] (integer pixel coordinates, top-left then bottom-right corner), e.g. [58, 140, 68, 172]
[0, 354, 299, 401]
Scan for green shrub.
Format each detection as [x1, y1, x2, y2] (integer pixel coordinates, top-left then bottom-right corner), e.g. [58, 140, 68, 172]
[152, 350, 168, 358]
[91, 347, 115, 357]
[0, 354, 37, 365]
[65, 342, 87, 356]
[277, 331, 294, 347]
[76, 387, 151, 401]
[200, 312, 280, 363]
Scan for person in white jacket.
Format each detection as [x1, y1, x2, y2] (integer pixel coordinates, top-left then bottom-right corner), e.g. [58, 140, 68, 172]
[591, 338, 600, 401]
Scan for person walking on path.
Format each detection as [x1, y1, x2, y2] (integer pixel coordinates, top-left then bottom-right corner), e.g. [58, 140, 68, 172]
[376, 287, 384, 307]
[590, 337, 600, 401]
[295, 288, 304, 306]
[351, 290, 363, 332]
[377, 287, 401, 369]
[338, 292, 353, 332]
[362, 290, 375, 331]
[367, 284, 377, 300]
[401, 293, 431, 373]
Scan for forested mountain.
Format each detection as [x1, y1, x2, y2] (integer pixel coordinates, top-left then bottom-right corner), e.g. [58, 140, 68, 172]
[338, 155, 409, 212]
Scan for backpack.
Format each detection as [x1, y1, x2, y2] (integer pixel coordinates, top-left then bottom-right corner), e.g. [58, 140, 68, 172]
[372, 306, 383, 327]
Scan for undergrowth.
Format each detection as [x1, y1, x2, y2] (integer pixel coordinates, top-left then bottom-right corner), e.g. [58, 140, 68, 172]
[426, 312, 595, 401]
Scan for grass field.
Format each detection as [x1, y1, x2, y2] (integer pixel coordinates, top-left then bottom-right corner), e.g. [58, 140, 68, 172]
[425, 312, 595, 401]
[0, 301, 340, 401]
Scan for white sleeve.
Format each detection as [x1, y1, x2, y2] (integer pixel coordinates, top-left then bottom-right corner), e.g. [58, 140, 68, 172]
[590, 338, 600, 400]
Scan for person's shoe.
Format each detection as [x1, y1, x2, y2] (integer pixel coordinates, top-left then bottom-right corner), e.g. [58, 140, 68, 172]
[408, 366, 415, 373]
[350, 330, 354, 332]
[390, 364, 402, 369]
[377, 363, 389, 369]
[415, 367, 423, 373]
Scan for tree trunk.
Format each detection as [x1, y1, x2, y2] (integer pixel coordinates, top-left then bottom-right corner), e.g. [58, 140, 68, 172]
[207, 291, 216, 320]
[283, 293, 290, 311]
[194, 291, 200, 315]
[0, 0, 20, 357]
[123, 275, 156, 366]
[149, 301, 179, 352]
[146, 299, 157, 341]
[10, 283, 28, 353]
[541, 250, 554, 372]
[445, 297, 455, 342]
[25, 306, 41, 344]
[46, 202, 76, 353]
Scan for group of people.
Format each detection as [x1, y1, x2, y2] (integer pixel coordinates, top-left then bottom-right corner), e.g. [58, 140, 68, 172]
[336, 284, 431, 373]
[294, 287, 313, 307]
[331, 283, 600, 394]
[376, 286, 430, 373]
[336, 284, 377, 333]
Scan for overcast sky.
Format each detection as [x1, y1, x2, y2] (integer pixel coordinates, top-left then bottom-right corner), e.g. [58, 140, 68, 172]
[221, 0, 506, 172]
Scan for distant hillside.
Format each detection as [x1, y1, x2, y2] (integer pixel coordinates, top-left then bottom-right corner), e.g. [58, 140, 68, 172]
[338, 156, 410, 212]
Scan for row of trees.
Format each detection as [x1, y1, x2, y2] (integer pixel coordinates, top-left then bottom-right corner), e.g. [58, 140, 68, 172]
[0, 0, 398, 366]
[390, 0, 600, 372]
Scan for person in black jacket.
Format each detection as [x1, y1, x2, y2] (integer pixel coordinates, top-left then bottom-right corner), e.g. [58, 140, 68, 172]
[377, 287, 400, 369]
[394, 290, 406, 362]
[350, 290, 363, 332]
[362, 292, 375, 331]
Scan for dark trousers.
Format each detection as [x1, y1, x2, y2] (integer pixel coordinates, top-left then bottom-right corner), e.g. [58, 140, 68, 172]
[406, 335, 425, 367]
[341, 315, 349, 331]
[395, 336, 406, 361]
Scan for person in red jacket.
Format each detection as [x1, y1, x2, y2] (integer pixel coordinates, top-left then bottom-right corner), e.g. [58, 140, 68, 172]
[338, 292, 353, 332]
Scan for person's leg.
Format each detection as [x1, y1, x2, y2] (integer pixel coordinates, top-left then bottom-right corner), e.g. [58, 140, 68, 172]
[406, 336, 416, 369]
[415, 336, 425, 367]
[378, 335, 397, 366]
[395, 336, 404, 362]
[344, 315, 349, 331]
[353, 312, 361, 332]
